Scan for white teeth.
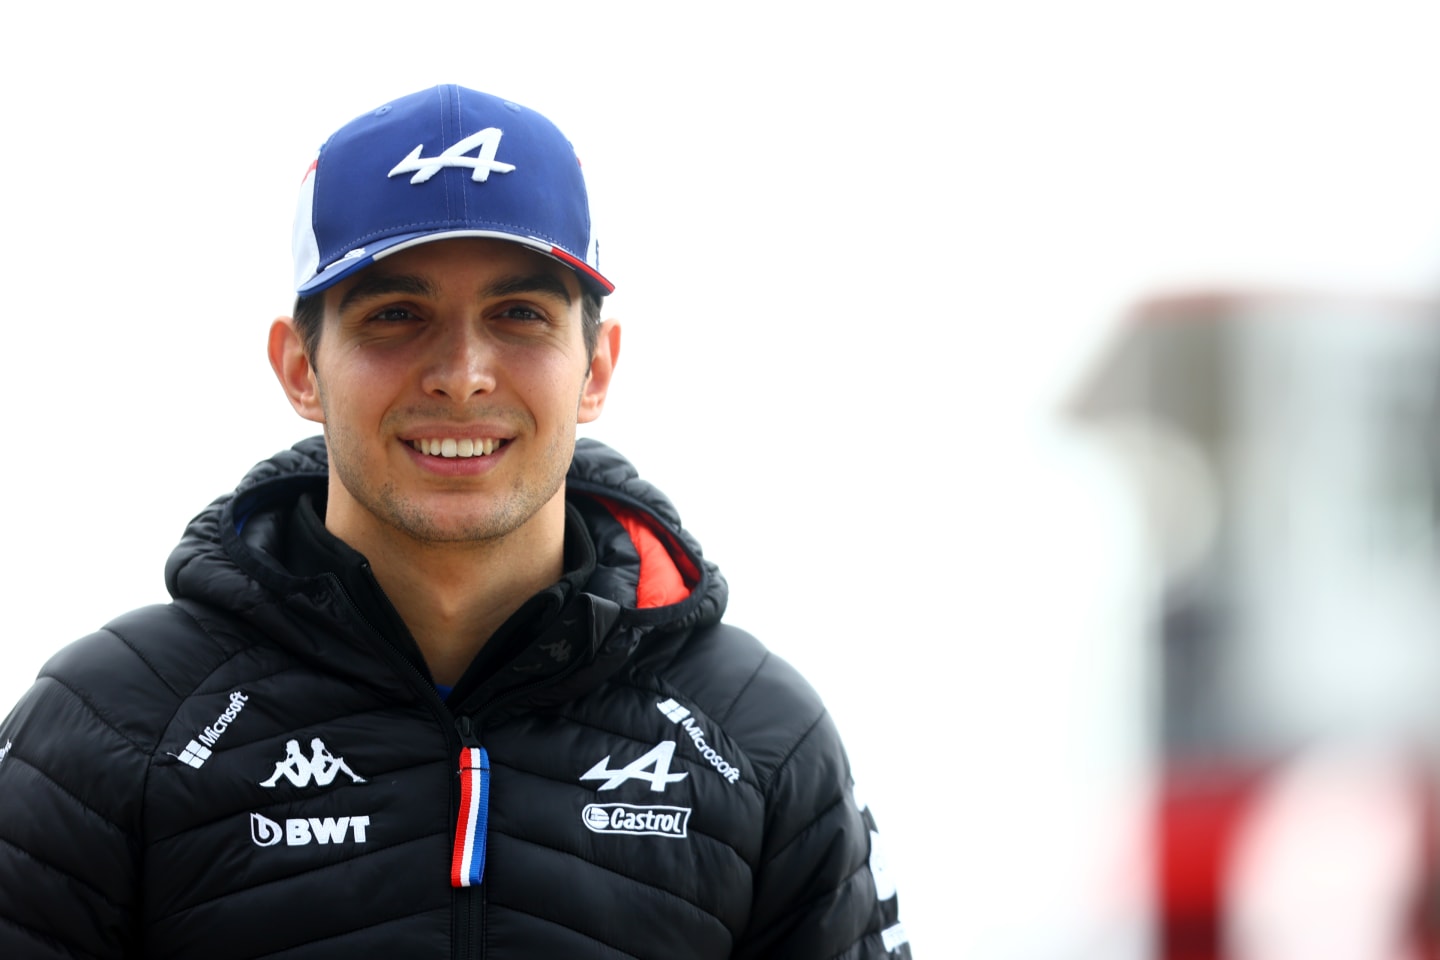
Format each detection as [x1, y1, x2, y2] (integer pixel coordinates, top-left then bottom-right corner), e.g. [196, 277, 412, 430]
[412, 438, 501, 458]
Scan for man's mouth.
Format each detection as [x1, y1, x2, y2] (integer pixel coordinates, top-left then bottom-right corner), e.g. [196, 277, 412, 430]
[410, 438, 505, 459]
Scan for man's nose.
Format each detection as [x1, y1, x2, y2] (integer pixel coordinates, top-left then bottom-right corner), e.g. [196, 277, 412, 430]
[421, 318, 497, 400]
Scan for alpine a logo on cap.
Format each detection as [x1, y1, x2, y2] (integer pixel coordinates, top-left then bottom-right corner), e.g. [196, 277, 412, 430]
[581, 803, 691, 839]
[388, 127, 516, 184]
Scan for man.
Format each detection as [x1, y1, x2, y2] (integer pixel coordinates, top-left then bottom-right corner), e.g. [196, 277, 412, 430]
[0, 85, 910, 958]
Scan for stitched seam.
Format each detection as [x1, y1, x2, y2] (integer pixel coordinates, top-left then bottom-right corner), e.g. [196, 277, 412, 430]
[5, 752, 132, 838]
[151, 832, 440, 925]
[717, 651, 767, 725]
[492, 833, 736, 949]
[0, 833, 127, 916]
[37, 673, 152, 757]
[757, 706, 826, 796]
[486, 906, 643, 959]
[761, 791, 849, 869]
[0, 913, 105, 959]
[249, 909, 433, 960]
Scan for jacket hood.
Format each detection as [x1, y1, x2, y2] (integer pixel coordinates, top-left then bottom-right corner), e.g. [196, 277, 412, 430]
[163, 436, 727, 702]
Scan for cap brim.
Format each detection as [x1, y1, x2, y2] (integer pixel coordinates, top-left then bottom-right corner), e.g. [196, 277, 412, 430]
[297, 228, 613, 298]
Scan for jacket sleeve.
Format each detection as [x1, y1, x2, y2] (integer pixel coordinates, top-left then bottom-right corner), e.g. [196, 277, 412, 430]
[0, 631, 149, 959]
[735, 706, 912, 959]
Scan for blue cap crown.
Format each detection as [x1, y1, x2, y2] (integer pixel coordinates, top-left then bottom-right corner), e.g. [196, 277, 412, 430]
[292, 85, 611, 297]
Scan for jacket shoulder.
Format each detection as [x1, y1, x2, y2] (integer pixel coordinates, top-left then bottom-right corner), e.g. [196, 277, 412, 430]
[0, 601, 282, 957]
[638, 623, 909, 959]
[35, 603, 241, 746]
[644, 622, 829, 786]
[9, 600, 262, 779]
[0, 603, 224, 957]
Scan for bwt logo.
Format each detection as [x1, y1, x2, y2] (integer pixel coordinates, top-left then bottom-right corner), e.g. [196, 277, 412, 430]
[250, 812, 370, 847]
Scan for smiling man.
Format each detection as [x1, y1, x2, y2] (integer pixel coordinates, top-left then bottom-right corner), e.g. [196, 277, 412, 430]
[0, 85, 910, 959]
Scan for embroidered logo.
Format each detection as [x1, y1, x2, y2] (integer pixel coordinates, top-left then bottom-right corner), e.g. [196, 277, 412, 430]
[581, 803, 691, 839]
[580, 740, 688, 792]
[388, 128, 516, 184]
[259, 737, 366, 789]
[656, 698, 741, 785]
[0, 740, 10, 764]
[539, 637, 572, 662]
[174, 740, 211, 769]
[169, 690, 249, 769]
[250, 812, 371, 847]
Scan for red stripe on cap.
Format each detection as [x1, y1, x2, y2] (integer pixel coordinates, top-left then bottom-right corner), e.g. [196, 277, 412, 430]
[546, 245, 614, 295]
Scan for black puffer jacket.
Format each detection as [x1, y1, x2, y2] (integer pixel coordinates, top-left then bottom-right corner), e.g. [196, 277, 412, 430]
[0, 437, 909, 959]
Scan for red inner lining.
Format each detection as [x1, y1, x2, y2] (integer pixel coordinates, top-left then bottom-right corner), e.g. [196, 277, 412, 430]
[596, 498, 697, 609]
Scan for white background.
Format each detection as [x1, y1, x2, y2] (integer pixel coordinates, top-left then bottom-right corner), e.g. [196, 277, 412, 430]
[7, 3, 1440, 956]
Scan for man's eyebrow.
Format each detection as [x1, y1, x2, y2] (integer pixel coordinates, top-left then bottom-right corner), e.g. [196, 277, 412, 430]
[336, 273, 436, 313]
[482, 272, 575, 305]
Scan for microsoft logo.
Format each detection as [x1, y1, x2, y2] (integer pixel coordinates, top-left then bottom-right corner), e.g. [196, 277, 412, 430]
[175, 740, 213, 769]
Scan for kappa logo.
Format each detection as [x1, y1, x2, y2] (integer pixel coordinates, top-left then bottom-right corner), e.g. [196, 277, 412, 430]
[656, 698, 741, 785]
[170, 690, 249, 770]
[388, 127, 516, 184]
[250, 812, 370, 847]
[580, 740, 688, 792]
[582, 803, 691, 839]
[260, 737, 365, 789]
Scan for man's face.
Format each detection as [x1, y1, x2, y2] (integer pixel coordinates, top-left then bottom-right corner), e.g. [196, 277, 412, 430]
[291, 238, 611, 547]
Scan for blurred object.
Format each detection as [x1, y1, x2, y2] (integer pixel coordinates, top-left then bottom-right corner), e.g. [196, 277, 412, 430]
[1072, 290, 1440, 753]
[1226, 742, 1431, 960]
[1153, 745, 1440, 960]
[1070, 290, 1440, 959]
[1154, 759, 1271, 960]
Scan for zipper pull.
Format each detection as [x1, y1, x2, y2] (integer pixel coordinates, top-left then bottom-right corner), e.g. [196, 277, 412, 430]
[451, 716, 490, 888]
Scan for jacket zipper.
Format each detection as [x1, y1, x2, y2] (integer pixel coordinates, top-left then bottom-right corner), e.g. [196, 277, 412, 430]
[328, 572, 604, 958]
[453, 716, 489, 956]
[323, 572, 485, 959]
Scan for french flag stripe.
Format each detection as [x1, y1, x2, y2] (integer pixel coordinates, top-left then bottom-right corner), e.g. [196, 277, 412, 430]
[450, 746, 490, 887]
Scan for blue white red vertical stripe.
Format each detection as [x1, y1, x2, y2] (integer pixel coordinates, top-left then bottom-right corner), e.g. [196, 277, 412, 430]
[451, 746, 490, 887]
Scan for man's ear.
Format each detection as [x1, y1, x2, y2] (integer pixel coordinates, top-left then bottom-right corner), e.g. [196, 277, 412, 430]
[579, 318, 622, 424]
[268, 317, 325, 424]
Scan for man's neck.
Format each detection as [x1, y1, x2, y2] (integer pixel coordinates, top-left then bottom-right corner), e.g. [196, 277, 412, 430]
[326, 493, 568, 687]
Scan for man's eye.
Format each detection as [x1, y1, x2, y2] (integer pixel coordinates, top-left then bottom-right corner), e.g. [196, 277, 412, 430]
[370, 307, 419, 323]
[499, 305, 545, 322]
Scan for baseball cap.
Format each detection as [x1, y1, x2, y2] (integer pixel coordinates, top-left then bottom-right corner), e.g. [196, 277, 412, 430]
[292, 84, 611, 298]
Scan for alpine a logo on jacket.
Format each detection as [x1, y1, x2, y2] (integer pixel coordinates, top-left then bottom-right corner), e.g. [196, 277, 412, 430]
[579, 740, 688, 792]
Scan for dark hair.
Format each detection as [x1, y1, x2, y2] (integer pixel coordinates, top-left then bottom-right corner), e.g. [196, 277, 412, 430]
[291, 287, 604, 365]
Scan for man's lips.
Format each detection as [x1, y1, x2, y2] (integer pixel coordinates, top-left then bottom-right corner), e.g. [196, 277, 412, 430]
[408, 437, 507, 459]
